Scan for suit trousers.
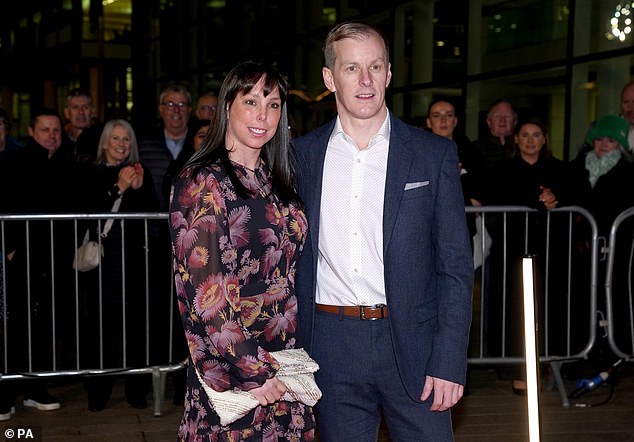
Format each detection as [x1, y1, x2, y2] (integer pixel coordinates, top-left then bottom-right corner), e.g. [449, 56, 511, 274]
[311, 309, 454, 442]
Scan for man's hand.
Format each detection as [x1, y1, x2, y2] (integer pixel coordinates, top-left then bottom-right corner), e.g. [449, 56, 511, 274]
[250, 377, 287, 406]
[420, 375, 464, 411]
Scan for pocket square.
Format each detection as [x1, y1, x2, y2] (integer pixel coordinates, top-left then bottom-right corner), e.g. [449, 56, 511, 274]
[404, 181, 429, 190]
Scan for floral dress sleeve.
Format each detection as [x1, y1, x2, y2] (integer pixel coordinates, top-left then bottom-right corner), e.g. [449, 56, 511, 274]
[170, 165, 280, 392]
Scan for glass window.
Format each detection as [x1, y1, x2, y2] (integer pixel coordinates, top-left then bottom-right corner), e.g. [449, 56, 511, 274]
[576, 1, 634, 56]
[466, 68, 567, 159]
[473, 0, 569, 73]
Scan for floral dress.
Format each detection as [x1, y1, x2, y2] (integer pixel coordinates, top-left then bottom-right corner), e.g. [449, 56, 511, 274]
[169, 159, 314, 442]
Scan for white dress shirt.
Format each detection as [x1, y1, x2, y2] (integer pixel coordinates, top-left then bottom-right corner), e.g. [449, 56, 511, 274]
[315, 112, 391, 306]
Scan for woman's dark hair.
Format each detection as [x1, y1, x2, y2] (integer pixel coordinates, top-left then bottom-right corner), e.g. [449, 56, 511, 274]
[185, 61, 301, 206]
[426, 97, 457, 119]
[514, 117, 552, 159]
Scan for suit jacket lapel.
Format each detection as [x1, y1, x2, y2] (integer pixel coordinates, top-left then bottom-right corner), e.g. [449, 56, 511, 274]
[383, 117, 415, 255]
[305, 121, 335, 259]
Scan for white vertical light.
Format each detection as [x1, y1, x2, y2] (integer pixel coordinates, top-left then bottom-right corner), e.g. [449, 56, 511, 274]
[522, 256, 541, 442]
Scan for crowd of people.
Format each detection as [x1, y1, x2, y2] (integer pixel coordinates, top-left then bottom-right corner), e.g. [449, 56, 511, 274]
[0, 85, 216, 421]
[423, 88, 634, 396]
[0, 19, 633, 441]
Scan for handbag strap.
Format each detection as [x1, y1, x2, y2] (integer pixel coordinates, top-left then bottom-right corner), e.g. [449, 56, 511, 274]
[101, 196, 123, 238]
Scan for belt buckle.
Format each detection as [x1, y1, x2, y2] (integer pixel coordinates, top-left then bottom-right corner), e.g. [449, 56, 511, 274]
[360, 303, 386, 320]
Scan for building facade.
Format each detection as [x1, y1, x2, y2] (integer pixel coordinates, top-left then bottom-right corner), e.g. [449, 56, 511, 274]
[0, 0, 632, 159]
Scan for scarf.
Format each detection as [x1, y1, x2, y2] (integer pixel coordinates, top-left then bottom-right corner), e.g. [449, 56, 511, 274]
[585, 149, 621, 188]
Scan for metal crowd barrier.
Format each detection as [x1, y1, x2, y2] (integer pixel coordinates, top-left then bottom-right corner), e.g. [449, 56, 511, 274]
[604, 207, 634, 362]
[465, 205, 599, 407]
[1, 207, 630, 412]
[0, 212, 184, 417]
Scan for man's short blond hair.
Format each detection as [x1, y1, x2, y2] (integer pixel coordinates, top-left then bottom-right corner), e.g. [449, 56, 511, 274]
[323, 21, 389, 69]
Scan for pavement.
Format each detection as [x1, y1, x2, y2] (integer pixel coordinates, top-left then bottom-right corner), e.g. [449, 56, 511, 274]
[0, 363, 633, 441]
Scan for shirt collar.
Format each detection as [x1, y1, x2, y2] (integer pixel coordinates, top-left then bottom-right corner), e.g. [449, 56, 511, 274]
[330, 109, 391, 148]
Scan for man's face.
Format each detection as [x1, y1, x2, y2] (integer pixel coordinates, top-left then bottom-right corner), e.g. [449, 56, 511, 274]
[621, 84, 634, 126]
[29, 115, 62, 155]
[486, 102, 516, 138]
[196, 95, 218, 120]
[64, 96, 93, 130]
[322, 34, 392, 126]
[159, 91, 191, 135]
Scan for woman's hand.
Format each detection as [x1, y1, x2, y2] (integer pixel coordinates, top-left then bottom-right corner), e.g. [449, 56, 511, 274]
[538, 186, 558, 210]
[130, 163, 144, 190]
[117, 164, 141, 193]
[249, 377, 287, 406]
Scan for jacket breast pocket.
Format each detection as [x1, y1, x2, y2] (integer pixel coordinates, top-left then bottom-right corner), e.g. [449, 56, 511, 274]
[402, 181, 430, 201]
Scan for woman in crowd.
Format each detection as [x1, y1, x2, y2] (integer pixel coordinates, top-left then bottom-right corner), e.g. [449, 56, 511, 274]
[571, 114, 634, 235]
[79, 119, 158, 411]
[483, 118, 573, 394]
[426, 97, 485, 209]
[169, 61, 313, 440]
[570, 114, 634, 357]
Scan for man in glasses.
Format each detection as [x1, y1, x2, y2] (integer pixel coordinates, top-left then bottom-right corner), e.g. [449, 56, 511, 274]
[139, 84, 192, 211]
[194, 92, 218, 122]
[137, 85, 191, 408]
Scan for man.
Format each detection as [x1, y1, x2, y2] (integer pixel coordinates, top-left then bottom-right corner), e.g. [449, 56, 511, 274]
[194, 92, 218, 121]
[63, 88, 102, 163]
[471, 99, 518, 169]
[139, 84, 191, 211]
[0, 108, 80, 421]
[295, 22, 473, 441]
[137, 85, 191, 405]
[620, 80, 634, 151]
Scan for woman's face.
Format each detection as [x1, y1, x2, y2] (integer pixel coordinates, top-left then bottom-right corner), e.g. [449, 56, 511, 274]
[225, 76, 281, 157]
[593, 137, 620, 158]
[515, 123, 545, 163]
[104, 125, 131, 165]
[193, 124, 210, 151]
[426, 101, 457, 139]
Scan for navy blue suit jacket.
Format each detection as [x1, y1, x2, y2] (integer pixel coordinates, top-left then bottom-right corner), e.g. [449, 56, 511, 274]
[294, 115, 473, 401]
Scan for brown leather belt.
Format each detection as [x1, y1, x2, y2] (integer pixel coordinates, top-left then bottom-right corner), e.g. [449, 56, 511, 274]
[316, 303, 388, 320]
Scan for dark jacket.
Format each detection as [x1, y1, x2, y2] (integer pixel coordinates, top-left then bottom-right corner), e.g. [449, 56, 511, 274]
[139, 129, 177, 211]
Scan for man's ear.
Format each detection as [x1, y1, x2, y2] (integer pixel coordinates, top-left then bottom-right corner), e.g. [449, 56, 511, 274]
[386, 63, 392, 88]
[322, 67, 336, 93]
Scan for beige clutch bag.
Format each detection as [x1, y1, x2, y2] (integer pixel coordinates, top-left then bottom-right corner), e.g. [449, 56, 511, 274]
[194, 348, 322, 426]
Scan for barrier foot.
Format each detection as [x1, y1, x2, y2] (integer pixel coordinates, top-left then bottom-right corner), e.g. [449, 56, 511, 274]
[152, 367, 167, 417]
[549, 361, 570, 408]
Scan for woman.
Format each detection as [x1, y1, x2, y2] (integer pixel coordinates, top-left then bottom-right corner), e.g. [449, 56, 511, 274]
[426, 98, 485, 208]
[169, 61, 313, 440]
[571, 114, 634, 235]
[79, 119, 158, 411]
[483, 118, 573, 394]
[571, 114, 634, 359]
